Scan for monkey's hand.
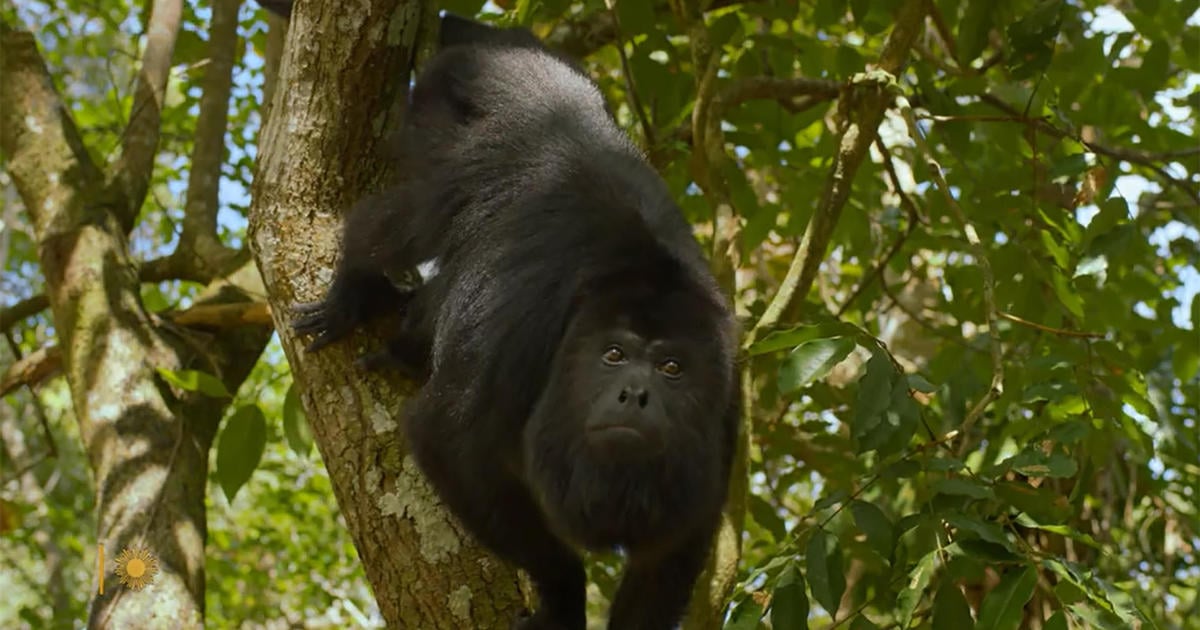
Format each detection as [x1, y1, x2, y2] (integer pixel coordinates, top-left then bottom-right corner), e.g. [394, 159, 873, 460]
[291, 300, 354, 352]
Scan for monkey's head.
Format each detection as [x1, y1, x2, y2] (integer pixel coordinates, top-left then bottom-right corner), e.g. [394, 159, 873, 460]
[522, 261, 736, 548]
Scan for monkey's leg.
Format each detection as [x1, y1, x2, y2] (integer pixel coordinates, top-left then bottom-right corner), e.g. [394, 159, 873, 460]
[404, 402, 586, 630]
[606, 536, 712, 630]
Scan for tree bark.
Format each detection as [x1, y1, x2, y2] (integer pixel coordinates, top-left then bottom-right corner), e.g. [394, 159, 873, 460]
[1, 14, 270, 627]
[247, 2, 527, 627]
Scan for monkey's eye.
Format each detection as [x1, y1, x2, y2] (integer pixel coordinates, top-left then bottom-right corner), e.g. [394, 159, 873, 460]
[658, 360, 683, 378]
[602, 346, 626, 365]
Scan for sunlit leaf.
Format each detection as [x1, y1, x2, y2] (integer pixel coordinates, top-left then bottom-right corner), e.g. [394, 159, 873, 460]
[217, 405, 267, 503]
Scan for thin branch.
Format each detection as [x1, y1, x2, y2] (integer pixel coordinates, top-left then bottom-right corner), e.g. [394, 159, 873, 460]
[1, 330, 57, 458]
[0, 300, 273, 397]
[605, 0, 655, 148]
[998, 311, 1104, 339]
[680, 6, 741, 294]
[0, 345, 62, 398]
[721, 76, 841, 111]
[671, 75, 842, 147]
[927, 2, 958, 61]
[836, 137, 924, 317]
[898, 100, 1004, 452]
[0, 295, 50, 331]
[881, 280, 977, 352]
[104, 0, 184, 233]
[747, 0, 928, 347]
[545, 0, 762, 59]
[978, 93, 1200, 204]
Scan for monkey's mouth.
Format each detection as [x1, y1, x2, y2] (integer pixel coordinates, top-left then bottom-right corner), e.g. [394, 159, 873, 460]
[587, 425, 645, 440]
[585, 423, 660, 454]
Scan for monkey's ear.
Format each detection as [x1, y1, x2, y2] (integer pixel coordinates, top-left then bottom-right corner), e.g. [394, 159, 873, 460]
[437, 11, 542, 50]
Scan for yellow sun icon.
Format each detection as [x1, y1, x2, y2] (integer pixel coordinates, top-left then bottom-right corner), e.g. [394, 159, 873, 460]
[114, 545, 159, 591]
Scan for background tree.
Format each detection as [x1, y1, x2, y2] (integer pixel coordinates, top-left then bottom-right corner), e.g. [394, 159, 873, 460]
[2, 0, 1196, 629]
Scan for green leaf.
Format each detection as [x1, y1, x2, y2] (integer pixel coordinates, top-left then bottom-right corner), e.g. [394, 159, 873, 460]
[932, 581, 975, 630]
[896, 550, 936, 627]
[806, 530, 846, 616]
[1040, 229, 1070, 270]
[814, 490, 850, 511]
[945, 514, 1014, 550]
[615, 0, 656, 37]
[1048, 153, 1090, 180]
[907, 373, 937, 393]
[934, 478, 996, 500]
[1050, 270, 1084, 318]
[770, 561, 809, 630]
[1005, 450, 1079, 478]
[851, 500, 895, 559]
[1067, 602, 1128, 630]
[282, 383, 313, 456]
[1083, 198, 1129, 246]
[216, 405, 267, 503]
[958, 0, 995, 66]
[853, 352, 896, 437]
[725, 597, 765, 630]
[996, 482, 1072, 524]
[1006, 0, 1065, 79]
[778, 337, 856, 393]
[157, 367, 232, 398]
[849, 617, 880, 630]
[977, 566, 1037, 630]
[1044, 611, 1068, 630]
[748, 322, 859, 355]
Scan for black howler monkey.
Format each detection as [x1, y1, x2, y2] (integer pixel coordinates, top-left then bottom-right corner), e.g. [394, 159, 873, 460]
[288, 9, 740, 630]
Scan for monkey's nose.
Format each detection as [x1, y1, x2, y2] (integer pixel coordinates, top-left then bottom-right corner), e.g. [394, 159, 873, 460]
[618, 386, 649, 408]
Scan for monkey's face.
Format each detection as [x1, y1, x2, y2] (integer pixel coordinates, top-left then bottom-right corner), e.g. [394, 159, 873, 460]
[568, 325, 714, 458]
[522, 301, 733, 547]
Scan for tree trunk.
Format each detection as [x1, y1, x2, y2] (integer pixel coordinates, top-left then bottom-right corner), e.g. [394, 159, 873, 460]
[1, 14, 270, 626]
[247, 2, 527, 627]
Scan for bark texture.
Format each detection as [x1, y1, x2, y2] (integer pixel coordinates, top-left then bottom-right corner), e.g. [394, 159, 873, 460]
[247, 2, 526, 627]
[1, 8, 270, 626]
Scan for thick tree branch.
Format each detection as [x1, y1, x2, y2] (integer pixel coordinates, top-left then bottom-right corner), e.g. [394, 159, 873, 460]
[105, 0, 183, 232]
[749, 0, 928, 345]
[3, 17, 267, 626]
[250, 2, 529, 625]
[0, 22, 104, 228]
[168, 0, 243, 281]
[0, 283, 271, 398]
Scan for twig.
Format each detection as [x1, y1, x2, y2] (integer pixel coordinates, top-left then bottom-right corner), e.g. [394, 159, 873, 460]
[978, 93, 1200, 204]
[2, 330, 57, 457]
[836, 137, 924, 317]
[605, 0, 655, 149]
[897, 99, 1004, 453]
[998, 311, 1104, 339]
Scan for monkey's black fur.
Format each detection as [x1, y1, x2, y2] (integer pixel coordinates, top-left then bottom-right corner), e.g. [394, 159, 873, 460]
[293, 13, 739, 630]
